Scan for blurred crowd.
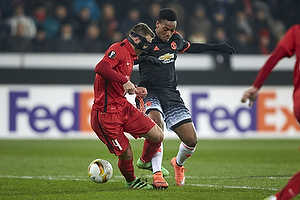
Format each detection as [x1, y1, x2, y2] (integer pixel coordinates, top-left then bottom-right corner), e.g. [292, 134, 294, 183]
[0, 0, 299, 54]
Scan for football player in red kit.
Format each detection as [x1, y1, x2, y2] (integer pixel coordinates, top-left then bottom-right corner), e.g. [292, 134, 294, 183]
[90, 22, 164, 189]
[241, 24, 300, 124]
[241, 25, 300, 200]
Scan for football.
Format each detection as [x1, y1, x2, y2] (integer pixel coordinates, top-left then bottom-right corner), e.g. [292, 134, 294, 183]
[88, 159, 113, 183]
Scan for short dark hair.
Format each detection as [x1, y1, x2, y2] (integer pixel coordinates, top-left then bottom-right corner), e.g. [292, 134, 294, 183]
[130, 22, 155, 39]
[158, 8, 178, 22]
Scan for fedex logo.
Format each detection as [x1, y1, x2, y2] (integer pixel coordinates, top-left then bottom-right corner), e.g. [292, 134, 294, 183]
[191, 91, 300, 133]
[9, 91, 93, 133]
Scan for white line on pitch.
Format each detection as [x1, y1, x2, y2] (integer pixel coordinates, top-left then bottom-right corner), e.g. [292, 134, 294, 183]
[0, 175, 282, 191]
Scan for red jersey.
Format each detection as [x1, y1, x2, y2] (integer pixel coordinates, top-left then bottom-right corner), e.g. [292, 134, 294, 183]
[92, 39, 137, 113]
[253, 25, 300, 91]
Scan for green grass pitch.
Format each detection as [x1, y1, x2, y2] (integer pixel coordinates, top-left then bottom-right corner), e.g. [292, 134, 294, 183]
[0, 139, 299, 200]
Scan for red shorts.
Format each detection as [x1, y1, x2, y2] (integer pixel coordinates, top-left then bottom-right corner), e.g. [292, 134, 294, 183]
[90, 102, 155, 156]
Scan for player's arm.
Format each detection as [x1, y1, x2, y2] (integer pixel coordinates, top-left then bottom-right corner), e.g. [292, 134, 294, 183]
[95, 60, 128, 84]
[252, 46, 288, 89]
[241, 46, 288, 107]
[186, 43, 235, 54]
[95, 60, 135, 95]
[134, 55, 162, 65]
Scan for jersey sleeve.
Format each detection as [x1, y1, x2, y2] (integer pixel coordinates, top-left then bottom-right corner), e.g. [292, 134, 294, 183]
[102, 44, 123, 68]
[276, 25, 297, 58]
[174, 31, 190, 53]
[94, 44, 128, 84]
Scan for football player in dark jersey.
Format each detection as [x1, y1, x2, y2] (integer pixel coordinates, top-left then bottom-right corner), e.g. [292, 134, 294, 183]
[135, 8, 235, 187]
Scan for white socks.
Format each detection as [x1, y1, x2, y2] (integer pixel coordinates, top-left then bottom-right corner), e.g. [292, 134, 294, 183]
[176, 142, 196, 166]
[151, 142, 163, 173]
[151, 142, 196, 172]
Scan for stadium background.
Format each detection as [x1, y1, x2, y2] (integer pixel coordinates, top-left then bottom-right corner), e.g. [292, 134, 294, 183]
[0, 0, 299, 139]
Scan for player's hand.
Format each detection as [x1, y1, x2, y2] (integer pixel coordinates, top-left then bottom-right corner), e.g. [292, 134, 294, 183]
[135, 87, 147, 98]
[123, 81, 136, 95]
[241, 86, 259, 107]
[214, 43, 235, 54]
[135, 55, 162, 65]
[145, 56, 162, 65]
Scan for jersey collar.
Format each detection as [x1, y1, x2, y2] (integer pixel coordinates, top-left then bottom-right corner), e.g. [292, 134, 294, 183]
[124, 38, 137, 56]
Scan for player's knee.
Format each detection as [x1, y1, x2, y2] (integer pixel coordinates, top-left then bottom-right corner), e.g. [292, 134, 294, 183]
[148, 111, 164, 130]
[152, 125, 164, 142]
[119, 145, 133, 160]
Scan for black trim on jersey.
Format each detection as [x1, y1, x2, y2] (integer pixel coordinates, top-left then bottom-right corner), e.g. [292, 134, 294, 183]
[120, 42, 125, 46]
[96, 110, 116, 155]
[104, 79, 108, 113]
[171, 118, 193, 131]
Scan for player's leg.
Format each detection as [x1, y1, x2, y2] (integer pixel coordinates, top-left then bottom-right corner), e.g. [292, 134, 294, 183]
[264, 171, 300, 200]
[173, 122, 198, 165]
[119, 145, 153, 189]
[144, 110, 169, 176]
[136, 94, 169, 176]
[125, 102, 168, 189]
[164, 101, 197, 186]
[90, 108, 152, 189]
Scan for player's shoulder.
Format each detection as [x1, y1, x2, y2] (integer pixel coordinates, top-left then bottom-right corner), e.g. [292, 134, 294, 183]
[172, 31, 184, 40]
[105, 41, 127, 58]
[289, 24, 300, 33]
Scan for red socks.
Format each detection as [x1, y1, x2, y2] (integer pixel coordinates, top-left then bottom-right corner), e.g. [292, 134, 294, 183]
[275, 171, 300, 200]
[118, 158, 135, 182]
[140, 139, 161, 163]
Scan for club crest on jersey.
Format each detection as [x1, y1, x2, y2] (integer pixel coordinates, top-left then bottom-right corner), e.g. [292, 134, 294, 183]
[159, 53, 175, 64]
[108, 51, 116, 58]
[171, 42, 177, 50]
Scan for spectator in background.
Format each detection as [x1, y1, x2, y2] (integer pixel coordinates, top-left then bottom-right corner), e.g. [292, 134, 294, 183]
[32, 4, 58, 40]
[52, 23, 82, 52]
[73, 7, 92, 38]
[231, 29, 254, 54]
[187, 4, 211, 42]
[53, 4, 70, 28]
[142, 3, 161, 29]
[119, 8, 140, 37]
[188, 31, 207, 43]
[32, 26, 52, 52]
[7, 4, 36, 39]
[211, 27, 231, 70]
[230, 10, 253, 42]
[82, 23, 107, 53]
[251, 2, 275, 49]
[0, 7, 10, 52]
[229, 10, 254, 54]
[210, 7, 229, 35]
[7, 22, 33, 52]
[73, 0, 100, 21]
[98, 3, 119, 42]
[253, 28, 274, 55]
[110, 30, 123, 43]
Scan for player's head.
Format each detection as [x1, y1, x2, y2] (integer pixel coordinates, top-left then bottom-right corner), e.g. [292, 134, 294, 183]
[128, 22, 155, 55]
[156, 8, 177, 42]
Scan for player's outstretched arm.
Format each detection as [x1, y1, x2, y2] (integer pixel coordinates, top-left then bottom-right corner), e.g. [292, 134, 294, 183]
[134, 55, 162, 65]
[186, 43, 235, 54]
[213, 43, 235, 54]
[241, 86, 259, 107]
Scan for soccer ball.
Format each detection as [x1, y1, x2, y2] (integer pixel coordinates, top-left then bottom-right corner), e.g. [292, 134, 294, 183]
[88, 159, 113, 183]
